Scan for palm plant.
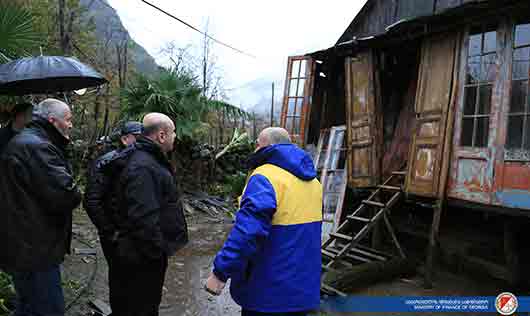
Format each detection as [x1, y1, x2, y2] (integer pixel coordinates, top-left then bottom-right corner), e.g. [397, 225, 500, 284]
[0, 4, 40, 63]
[121, 68, 248, 139]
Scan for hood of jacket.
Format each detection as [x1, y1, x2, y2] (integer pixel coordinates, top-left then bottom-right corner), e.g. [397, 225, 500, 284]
[246, 143, 316, 181]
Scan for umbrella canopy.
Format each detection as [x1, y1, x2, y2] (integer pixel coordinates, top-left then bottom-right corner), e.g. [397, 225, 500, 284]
[0, 55, 108, 95]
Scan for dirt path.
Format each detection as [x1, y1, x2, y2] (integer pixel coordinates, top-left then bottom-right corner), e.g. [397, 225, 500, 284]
[64, 209, 239, 316]
[63, 208, 509, 316]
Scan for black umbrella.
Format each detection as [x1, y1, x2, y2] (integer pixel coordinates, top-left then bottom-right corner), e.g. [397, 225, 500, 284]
[0, 55, 108, 96]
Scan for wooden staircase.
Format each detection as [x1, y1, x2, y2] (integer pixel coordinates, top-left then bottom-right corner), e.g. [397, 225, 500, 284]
[321, 170, 407, 296]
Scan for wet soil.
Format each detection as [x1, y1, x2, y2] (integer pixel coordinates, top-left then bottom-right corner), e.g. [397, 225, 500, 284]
[63, 208, 511, 316]
[65, 208, 239, 316]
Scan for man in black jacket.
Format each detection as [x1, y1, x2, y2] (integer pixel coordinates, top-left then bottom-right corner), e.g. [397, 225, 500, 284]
[0, 102, 33, 153]
[84, 121, 142, 243]
[111, 113, 188, 316]
[83, 121, 142, 309]
[0, 98, 81, 316]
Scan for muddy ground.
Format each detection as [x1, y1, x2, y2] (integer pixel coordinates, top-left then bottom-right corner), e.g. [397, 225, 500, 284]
[63, 207, 513, 316]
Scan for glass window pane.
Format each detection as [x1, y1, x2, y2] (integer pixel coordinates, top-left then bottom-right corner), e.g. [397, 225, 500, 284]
[483, 31, 497, 53]
[468, 33, 482, 56]
[513, 47, 530, 80]
[510, 80, 528, 113]
[299, 60, 307, 78]
[464, 87, 477, 115]
[515, 23, 530, 47]
[287, 98, 296, 116]
[291, 60, 300, 78]
[461, 118, 474, 147]
[295, 98, 304, 116]
[481, 54, 496, 82]
[467, 56, 481, 84]
[285, 117, 294, 134]
[293, 117, 301, 135]
[507, 115, 524, 149]
[475, 117, 489, 147]
[297, 79, 306, 97]
[478, 85, 492, 114]
[289, 79, 298, 97]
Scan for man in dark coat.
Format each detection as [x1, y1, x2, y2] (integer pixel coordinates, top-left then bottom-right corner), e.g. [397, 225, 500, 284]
[0, 98, 81, 316]
[0, 102, 33, 153]
[83, 121, 142, 308]
[110, 113, 188, 316]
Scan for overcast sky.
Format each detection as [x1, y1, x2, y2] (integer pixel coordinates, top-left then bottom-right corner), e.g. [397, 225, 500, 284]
[107, 0, 367, 109]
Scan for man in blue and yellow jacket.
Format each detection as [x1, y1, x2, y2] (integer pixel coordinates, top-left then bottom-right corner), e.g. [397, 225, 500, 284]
[206, 127, 323, 316]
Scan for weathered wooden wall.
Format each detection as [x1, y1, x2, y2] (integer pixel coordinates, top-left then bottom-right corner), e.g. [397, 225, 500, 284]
[337, 0, 490, 43]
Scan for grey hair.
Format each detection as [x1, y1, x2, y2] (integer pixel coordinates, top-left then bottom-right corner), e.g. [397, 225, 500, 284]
[260, 127, 291, 146]
[34, 98, 69, 120]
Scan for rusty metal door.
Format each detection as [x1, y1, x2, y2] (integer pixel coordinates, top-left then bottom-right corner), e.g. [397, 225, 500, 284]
[449, 24, 501, 204]
[406, 33, 458, 197]
[345, 52, 381, 187]
[280, 56, 315, 146]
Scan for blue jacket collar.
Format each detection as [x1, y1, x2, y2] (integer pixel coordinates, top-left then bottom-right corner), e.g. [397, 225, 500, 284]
[247, 143, 316, 181]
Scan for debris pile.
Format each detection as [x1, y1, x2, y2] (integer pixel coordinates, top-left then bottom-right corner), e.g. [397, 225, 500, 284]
[181, 190, 235, 220]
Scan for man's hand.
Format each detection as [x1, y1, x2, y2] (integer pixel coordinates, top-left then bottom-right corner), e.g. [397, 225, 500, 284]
[205, 273, 225, 296]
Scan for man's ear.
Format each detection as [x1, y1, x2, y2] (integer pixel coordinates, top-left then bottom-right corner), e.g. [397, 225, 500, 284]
[158, 129, 166, 143]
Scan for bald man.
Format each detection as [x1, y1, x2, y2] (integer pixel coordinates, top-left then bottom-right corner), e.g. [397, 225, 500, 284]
[110, 112, 188, 316]
[207, 127, 323, 316]
[0, 98, 81, 316]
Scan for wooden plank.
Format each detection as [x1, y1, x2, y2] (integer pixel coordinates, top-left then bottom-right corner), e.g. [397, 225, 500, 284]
[350, 247, 387, 261]
[324, 259, 417, 294]
[362, 200, 385, 208]
[322, 249, 337, 259]
[330, 232, 353, 241]
[383, 213, 406, 259]
[425, 200, 443, 289]
[321, 283, 347, 297]
[347, 215, 371, 222]
[378, 185, 401, 191]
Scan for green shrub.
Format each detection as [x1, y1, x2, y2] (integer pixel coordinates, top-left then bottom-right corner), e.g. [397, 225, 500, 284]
[0, 271, 14, 315]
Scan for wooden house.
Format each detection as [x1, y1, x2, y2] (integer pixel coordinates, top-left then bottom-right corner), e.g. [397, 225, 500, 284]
[279, 0, 530, 291]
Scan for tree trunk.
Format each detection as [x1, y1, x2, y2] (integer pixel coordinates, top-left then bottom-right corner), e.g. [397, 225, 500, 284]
[58, 0, 66, 53]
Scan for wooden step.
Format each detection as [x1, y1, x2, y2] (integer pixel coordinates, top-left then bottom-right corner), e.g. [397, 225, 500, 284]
[347, 215, 371, 222]
[350, 247, 387, 261]
[392, 171, 406, 176]
[329, 243, 391, 261]
[330, 232, 353, 241]
[322, 249, 337, 259]
[362, 200, 385, 208]
[321, 264, 340, 273]
[321, 283, 346, 296]
[378, 185, 401, 191]
[327, 246, 374, 264]
[357, 244, 395, 258]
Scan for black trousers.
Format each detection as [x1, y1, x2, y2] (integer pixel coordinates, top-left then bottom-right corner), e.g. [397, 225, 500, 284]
[242, 310, 310, 316]
[108, 248, 168, 316]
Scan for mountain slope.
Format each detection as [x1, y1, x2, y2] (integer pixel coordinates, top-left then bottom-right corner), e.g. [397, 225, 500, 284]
[79, 0, 159, 75]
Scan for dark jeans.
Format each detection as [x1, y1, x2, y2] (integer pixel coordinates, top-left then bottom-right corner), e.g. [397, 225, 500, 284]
[9, 264, 65, 316]
[109, 253, 168, 316]
[242, 310, 309, 316]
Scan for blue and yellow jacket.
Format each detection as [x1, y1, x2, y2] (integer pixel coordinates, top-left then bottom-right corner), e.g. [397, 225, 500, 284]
[213, 143, 323, 313]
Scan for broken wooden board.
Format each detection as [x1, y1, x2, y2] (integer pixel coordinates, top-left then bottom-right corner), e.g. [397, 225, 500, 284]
[323, 258, 417, 294]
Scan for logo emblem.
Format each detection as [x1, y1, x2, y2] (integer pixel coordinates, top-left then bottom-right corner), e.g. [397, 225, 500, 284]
[496, 292, 518, 315]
